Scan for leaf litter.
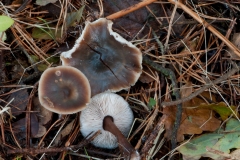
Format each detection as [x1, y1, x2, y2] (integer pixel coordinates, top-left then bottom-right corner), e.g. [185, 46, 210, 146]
[162, 103, 221, 142]
[0, 0, 240, 159]
[178, 118, 240, 160]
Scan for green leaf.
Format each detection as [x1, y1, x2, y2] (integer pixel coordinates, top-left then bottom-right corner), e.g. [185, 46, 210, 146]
[47, 56, 59, 64]
[32, 27, 55, 40]
[66, 6, 85, 27]
[0, 16, 14, 31]
[178, 118, 240, 160]
[148, 97, 156, 109]
[32, 18, 62, 41]
[213, 132, 240, 153]
[32, 26, 64, 41]
[225, 118, 240, 132]
[178, 134, 223, 160]
[29, 55, 39, 63]
[37, 64, 48, 72]
[199, 102, 237, 120]
[36, 0, 57, 6]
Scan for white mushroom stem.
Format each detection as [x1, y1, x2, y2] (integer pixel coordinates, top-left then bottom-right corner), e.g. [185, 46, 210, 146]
[103, 116, 140, 160]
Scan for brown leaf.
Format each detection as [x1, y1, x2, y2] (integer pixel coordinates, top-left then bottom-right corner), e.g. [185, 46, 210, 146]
[33, 97, 52, 125]
[103, 0, 164, 39]
[163, 105, 221, 142]
[180, 82, 193, 98]
[226, 33, 240, 59]
[139, 66, 155, 83]
[166, 9, 187, 36]
[183, 91, 216, 108]
[184, 108, 221, 131]
[53, 120, 74, 146]
[9, 89, 29, 116]
[32, 124, 46, 138]
[12, 113, 39, 138]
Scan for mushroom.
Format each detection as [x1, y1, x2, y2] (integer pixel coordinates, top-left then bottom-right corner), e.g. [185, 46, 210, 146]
[61, 18, 142, 96]
[80, 92, 140, 160]
[38, 66, 91, 114]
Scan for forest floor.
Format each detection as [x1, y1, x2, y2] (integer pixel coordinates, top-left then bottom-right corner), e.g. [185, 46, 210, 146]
[1, 0, 240, 159]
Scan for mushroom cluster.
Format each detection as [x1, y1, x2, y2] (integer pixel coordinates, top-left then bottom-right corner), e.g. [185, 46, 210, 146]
[38, 18, 142, 159]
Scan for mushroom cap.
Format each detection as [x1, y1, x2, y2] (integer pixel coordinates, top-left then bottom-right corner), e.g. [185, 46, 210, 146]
[80, 92, 134, 149]
[61, 18, 142, 96]
[38, 66, 91, 114]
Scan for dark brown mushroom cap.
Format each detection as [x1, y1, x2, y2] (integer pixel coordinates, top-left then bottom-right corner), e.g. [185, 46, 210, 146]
[38, 66, 91, 114]
[61, 18, 142, 96]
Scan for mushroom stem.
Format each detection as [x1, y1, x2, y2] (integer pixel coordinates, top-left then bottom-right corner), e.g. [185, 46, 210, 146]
[103, 116, 140, 160]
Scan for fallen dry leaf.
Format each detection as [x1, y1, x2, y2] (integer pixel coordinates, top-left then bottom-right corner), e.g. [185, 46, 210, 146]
[183, 91, 216, 108]
[33, 97, 52, 125]
[180, 82, 193, 98]
[178, 118, 240, 160]
[53, 120, 75, 146]
[32, 124, 46, 138]
[163, 105, 221, 142]
[12, 113, 39, 138]
[166, 9, 187, 36]
[181, 87, 236, 120]
[226, 32, 240, 59]
[103, 0, 165, 39]
[139, 65, 155, 83]
[9, 89, 29, 116]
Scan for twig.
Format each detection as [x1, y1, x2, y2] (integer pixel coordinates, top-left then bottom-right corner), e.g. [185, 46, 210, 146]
[141, 115, 166, 157]
[142, 55, 182, 150]
[26, 83, 37, 148]
[106, 0, 157, 20]
[206, 147, 236, 159]
[164, 2, 178, 49]
[13, 0, 32, 14]
[20, 71, 42, 84]
[209, 18, 236, 71]
[167, 0, 240, 58]
[162, 62, 239, 107]
[76, 148, 119, 158]
[7, 131, 101, 155]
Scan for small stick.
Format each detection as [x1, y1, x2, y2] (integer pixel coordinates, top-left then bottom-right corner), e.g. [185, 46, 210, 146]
[162, 62, 239, 107]
[141, 115, 167, 157]
[206, 147, 233, 159]
[167, 0, 240, 58]
[7, 131, 100, 155]
[143, 55, 182, 150]
[13, 0, 31, 14]
[106, 0, 158, 20]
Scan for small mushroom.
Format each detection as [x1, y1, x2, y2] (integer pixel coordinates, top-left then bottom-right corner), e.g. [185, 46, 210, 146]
[38, 66, 91, 114]
[61, 18, 142, 96]
[80, 92, 140, 159]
